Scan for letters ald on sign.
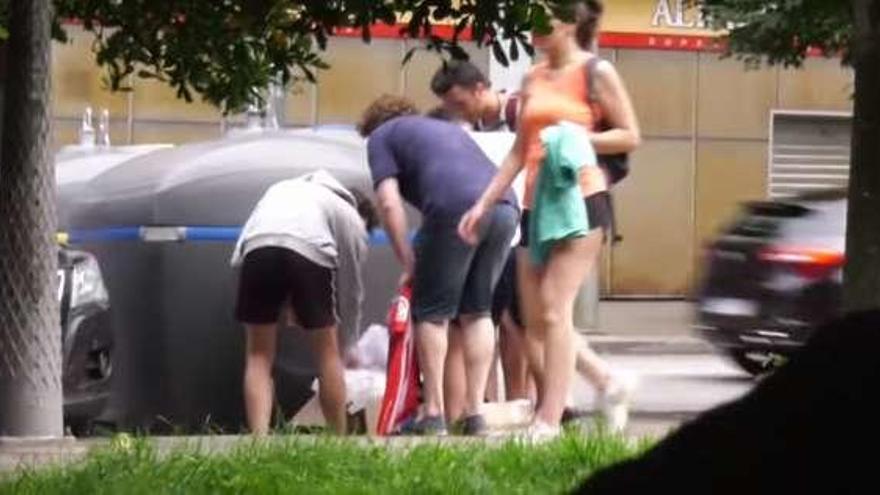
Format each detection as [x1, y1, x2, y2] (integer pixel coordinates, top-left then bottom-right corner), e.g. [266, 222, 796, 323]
[651, 0, 707, 29]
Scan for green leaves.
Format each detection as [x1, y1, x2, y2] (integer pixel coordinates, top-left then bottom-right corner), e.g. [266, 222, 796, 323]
[0, 0, 569, 114]
[698, 0, 854, 67]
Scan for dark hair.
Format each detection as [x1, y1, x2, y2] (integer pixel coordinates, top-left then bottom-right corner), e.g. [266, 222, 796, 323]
[348, 188, 379, 233]
[357, 94, 419, 137]
[425, 105, 457, 122]
[552, 0, 604, 50]
[430, 60, 489, 97]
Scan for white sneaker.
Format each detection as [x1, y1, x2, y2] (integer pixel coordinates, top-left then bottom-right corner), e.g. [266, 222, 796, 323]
[518, 420, 561, 444]
[597, 372, 638, 433]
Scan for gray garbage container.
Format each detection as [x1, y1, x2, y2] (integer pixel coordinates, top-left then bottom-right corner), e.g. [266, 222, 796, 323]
[65, 130, 410, 432]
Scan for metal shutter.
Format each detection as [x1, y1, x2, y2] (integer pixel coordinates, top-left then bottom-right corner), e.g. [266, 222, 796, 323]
[768, 111, 852, 198]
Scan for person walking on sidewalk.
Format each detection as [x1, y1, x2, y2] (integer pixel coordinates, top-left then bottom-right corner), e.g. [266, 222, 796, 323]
[359, 95, 518, 436]
[231, 171, 376, 435]
[459, 0, 640, 440]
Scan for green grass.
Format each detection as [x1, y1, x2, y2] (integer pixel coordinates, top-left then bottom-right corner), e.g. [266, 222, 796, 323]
[1, 430, 651, 495]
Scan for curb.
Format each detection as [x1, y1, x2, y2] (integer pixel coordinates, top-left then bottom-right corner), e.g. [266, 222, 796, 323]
[585, 335, 714, 355]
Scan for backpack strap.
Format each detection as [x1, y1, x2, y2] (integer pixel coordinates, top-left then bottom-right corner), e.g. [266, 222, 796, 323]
[585, 56, 599, 103]
[584, 56, 603, 129]
[503, 93, 520, 132]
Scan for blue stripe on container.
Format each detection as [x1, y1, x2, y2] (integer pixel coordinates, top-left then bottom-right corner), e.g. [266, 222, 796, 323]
[68, 227, 140, 243]
[65, 226, 405, 246]
[184, 226, 242, 241]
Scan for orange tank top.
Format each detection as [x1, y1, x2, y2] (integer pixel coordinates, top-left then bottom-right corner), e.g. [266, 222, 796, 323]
[519, 58, 607, 208]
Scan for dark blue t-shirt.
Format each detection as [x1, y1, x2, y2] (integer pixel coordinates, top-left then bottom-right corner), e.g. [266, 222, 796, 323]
[367, 116, 518, 222]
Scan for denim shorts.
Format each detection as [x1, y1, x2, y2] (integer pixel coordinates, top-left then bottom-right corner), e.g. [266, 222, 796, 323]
[412, 203, 518, 323]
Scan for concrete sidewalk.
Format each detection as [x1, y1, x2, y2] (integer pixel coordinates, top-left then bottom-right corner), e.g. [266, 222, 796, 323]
[585, 300, 711, 355]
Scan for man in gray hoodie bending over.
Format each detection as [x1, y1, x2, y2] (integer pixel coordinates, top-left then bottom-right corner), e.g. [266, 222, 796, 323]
[231, 170, 376, 435]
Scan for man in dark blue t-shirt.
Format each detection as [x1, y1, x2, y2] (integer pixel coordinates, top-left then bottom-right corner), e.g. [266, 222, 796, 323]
[359, 95, 518, 436]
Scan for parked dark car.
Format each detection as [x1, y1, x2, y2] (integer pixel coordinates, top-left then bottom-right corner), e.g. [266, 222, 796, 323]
[694, 189, 846, 375]
[58, 246, 114, 434]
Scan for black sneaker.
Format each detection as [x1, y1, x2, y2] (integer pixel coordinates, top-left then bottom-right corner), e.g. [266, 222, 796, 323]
[461, 414, 488, 436]
[399, 415, 448, 436]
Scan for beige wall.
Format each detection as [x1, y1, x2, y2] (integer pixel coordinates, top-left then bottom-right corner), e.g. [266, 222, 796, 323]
[316, 38, 404, 124]
[611, 139, 695, 295]
[616, 50, 696, 139]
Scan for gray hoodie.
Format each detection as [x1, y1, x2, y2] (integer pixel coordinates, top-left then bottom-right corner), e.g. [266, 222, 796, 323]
[231, 170, 368, 347]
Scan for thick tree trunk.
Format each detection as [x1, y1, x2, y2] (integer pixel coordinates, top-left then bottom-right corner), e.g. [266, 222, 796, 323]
[844, 1, 880, 312]
[0, 0, 61, 437]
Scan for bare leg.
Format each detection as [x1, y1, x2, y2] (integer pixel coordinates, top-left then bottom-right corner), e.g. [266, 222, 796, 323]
[575, 335, 612, 391]
[444, 322, 467, 424]
[459, 314, 496, 416]
[516, 249, 546, 402]
[244, 323, 277, 435]
[535, 230, 604, 427]
[416, 319, 450, 418]
[308, 324, 347, 434]
[499, 311, 531, 401]
[485, 345, 501, 403]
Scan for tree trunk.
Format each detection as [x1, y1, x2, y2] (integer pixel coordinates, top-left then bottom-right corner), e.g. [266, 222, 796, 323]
[0, 0, 61, 437]
[844, 1, 880, 312]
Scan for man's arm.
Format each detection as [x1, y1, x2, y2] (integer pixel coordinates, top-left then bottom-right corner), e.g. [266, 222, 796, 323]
[375, 178, 414, 277]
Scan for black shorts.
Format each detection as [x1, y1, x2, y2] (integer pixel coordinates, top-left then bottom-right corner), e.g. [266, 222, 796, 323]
[491, 252, 523, 327]
[235, 247, 336, 329]
[519, 191, 613, 248]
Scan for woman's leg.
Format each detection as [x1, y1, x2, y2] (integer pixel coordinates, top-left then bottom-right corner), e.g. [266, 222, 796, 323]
[244, 323, 278, 435]
[575, 336, 612, 390]
[516, 248, 547, 403]
[534, 229, 604, 426]
[499, 310, 532, 401]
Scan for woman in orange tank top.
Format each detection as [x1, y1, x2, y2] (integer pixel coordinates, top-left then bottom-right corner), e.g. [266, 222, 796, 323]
[459, 0, 640, 439]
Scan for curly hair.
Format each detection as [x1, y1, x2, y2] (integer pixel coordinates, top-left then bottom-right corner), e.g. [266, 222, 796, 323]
[357, 94, 419, 137]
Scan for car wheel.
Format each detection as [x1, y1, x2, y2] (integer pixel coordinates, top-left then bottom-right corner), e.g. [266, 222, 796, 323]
[728, 349, 776, 376]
